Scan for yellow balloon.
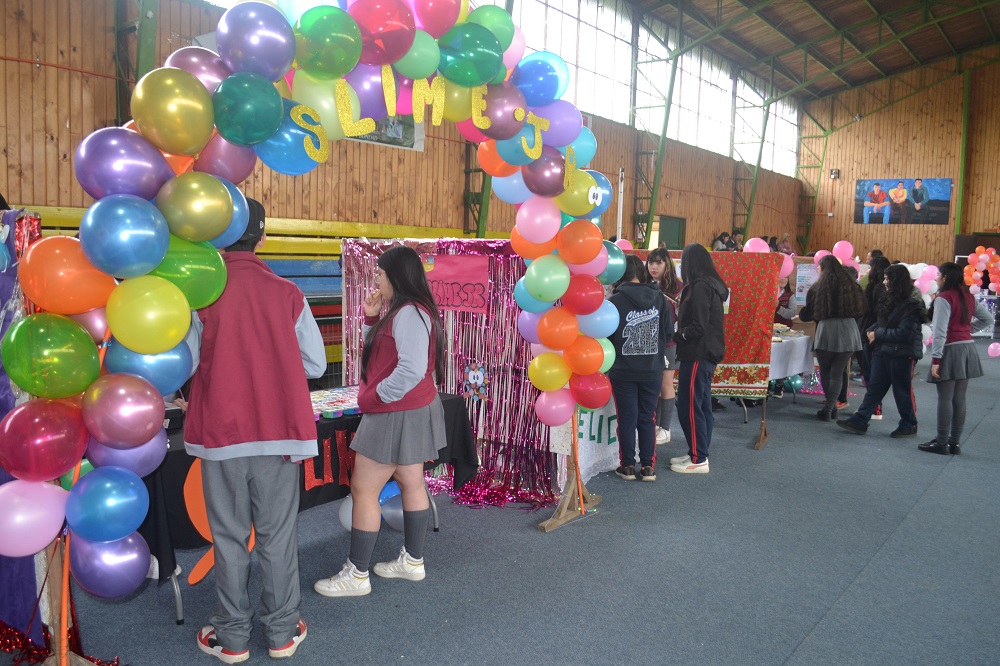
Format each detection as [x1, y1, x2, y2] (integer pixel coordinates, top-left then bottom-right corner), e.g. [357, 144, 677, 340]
[442, 80, 473, 122]
[132, 67, 215, 156]
[555, 170, 598, 217]
[528, 353, 571, 392]
[457, 0, 470, 23]
[275, 77, 292, 99]
[106, 276, 192, 354]
[155, 172, 234, 242]
[292, 71, 359, 141]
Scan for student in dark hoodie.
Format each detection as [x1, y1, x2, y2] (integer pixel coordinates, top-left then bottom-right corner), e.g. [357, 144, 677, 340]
[671, 244, 728, 474]
[608, 255, 670, 482]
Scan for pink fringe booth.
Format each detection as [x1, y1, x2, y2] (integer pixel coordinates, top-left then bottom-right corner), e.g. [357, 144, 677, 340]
[342, 239, 558, 508]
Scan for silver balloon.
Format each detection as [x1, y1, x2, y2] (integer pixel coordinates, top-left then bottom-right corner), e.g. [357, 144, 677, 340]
[381, 494, 404, 532]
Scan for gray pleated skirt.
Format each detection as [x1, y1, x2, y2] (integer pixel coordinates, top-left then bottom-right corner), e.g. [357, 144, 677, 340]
[350, 395, 447, 465]
[929, 341, 984, 382]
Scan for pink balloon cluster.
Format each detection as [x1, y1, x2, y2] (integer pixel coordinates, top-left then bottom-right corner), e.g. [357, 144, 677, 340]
[814, 240, 860, 272]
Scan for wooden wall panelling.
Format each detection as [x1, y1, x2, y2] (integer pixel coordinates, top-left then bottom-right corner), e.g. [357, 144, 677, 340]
[964, 61, 1000, 233]
[1, 1, 12, 205]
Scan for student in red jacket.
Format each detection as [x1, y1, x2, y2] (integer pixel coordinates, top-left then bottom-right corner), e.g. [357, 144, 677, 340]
[315, 246, 446, 597]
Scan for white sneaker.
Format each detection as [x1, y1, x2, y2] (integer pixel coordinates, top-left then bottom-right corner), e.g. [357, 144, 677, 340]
[373, 547, 426, 581]
[668, 454, 690, 466]
[655, 427, 670, 444]
[314, 561, 371, 597]
[671, 459, 710, 474]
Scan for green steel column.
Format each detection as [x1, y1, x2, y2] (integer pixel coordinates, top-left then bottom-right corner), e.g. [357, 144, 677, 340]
[743, 68, 774, 237]
[135, 0, 159, 81]
[643, 55, 679, 248]
[955, 69, 971, 236]
[476, 175, 492, 238]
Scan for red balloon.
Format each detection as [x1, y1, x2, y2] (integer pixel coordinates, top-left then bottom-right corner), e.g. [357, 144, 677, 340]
[569, 372, 611, 409]
[350, 0, 416, 66]
[557, 219, 603, 264]
[537, 307, 579, 351]
[411, 0, 462, 38]
[561, 274, 604, 315]
[563, 336, 603, 375]
[0, 400, 89, 482]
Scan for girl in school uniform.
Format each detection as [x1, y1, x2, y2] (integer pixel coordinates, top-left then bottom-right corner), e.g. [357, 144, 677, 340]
[646, 248, 682, 444]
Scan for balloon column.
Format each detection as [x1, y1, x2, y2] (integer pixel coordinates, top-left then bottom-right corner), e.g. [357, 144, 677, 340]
[963, 245, 999, 296]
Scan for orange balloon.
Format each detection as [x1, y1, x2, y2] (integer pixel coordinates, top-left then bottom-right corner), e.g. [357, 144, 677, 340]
[537, 307, 579, 351]
[557, 220, 604, 264]
[478, 140, 519, 177]
[511, 226, 558, 260]
[122, 119, 138, 132]
[19, 237, 118, 315]
[162, 151, 195, 176]
[975, 245, 986, 255]
[563, 335, 603, 375]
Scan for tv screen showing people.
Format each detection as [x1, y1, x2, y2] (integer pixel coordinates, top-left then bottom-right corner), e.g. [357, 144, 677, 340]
[854, 178, 951, 225]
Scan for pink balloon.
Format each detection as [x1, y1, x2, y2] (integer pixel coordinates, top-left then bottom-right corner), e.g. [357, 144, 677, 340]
[0, 480, 69, 558]
[535, 388, 576, 426]
[409, 0, 461, 38]
[194, 132, 257, 184]
[568, 245, 609, 276]
[969, 285, 981, 295]
[503, 27, 526, 70]
[284, 67, 296, 92]
[68, 307, 109, 344]
[832, 240, 854, 261]
[743, 238, 769, 253]
[82, 374, 165, 449]
[516, 196, 562, 244]
[529, 343, 558, 357]
[976, 261, 987, 271]
[350, 0, 416, 65]
[779, 253, 794, 278]
[614, 239, 633, 251]
[0, 400, 90, 482]
[397, 77, 414, 115]
[922, 265, 940, 280]
[814, 250, 832, 264]
[164, 46, 232, 94]
[988, 342, 1000, 358]
[456, 118, 488, 143]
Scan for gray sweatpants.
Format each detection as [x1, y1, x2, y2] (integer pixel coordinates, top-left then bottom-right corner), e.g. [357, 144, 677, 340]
[201, 455, 302, 651]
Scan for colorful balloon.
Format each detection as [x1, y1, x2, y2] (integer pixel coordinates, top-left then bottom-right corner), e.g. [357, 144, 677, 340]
[597, 240, 626, 285]
[456, 118, 489, 143]
[524, 254, 570, 302]
[149, 235, 228, 309]
[0, 399, 90, 482]
[513, 277, 555, 313]
[437, 22, 504, 87]
[70, 531, 151, 599]
[477, 140, 520, 177]
[480, 82, 527, 141]
[193, 132, 258, 184]
[832, 240, 854, 261]
[294, 5, 363, 79]
[216, 1, 296, 81]
[292, 71, 353, 141]
[19, 237, 118, 315]
[132, 67, 215, 156]
[521, 145, 566, 198]
[584, 170, 613, 218]
[82, 374, 167, 449]
[80, 194, 170, 278]
[534, 388, 575, 426]
[510, 51, 569, 106]
[531, 100, 582, 148]
[577, 300, 620, 338]
[68, 307, 109, 344]
[509, 226, 557, 260]
[156, 172, 234, 243]
[537, 306, 579, 350]
[163, 46, 232, 93]
[66, 467, 150, 543]
[568, 244, 609, 277]
[528, 352, 571, 392]
[410, 0, 461, 38]
[209, 178, 251, 249]
[466, 5, 514, 50]
[1, 314, 101, 399]
[560, 273, 604, 315]
[517, 309, 542, 344]
[569, 371, 611, 409]
[213, 72, 285, 145]
[393, 29, 441, 80]
[105, 339, 194, 396]
[0, 481, 69, 558]
[557, 220, 603, 265]
[563, 335, 603, 375]
[597, 337, 615, 373]
[254, 99, 329, 176]
[559, 126, 597, 168]
[502, 26, 525, 69]
[491, 169, 532, 204]
[516, 195, 561, 244]
[350, 0, 416, 65]
[554, 169, 597, 217]
[442, 79, 473, 122]
[87, 429, 169, 478]
[106, 276, 192, 355]
[495, 124, 537, 166]
[743, 237, 769, 253]
[345, 63, 392, 122]
[74, 127, 175, 201]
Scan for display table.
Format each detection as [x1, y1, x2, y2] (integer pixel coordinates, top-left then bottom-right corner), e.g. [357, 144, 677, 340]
[769, 335, 814, 380]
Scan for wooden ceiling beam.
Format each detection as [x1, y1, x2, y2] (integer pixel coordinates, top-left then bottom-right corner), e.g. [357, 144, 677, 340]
[862, 0, 922, 65]
[800, 0, 888, 77]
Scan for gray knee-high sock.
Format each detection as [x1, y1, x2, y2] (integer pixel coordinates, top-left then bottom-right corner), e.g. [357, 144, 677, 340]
[403, 509, 431, 560]
[658, 398, 675, 430]
[349, 528, 379, 573]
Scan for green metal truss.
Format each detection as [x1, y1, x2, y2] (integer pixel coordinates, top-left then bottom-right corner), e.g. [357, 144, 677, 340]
[114, 0, 158, 125]
[730, 69, 773, 239]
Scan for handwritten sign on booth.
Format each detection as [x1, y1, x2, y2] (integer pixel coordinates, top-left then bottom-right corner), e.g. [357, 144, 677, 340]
[423, 254, 490, 314]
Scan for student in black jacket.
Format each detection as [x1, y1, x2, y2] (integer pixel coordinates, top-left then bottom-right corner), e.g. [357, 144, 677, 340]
[837, 264, 926, 437]
[608, 255, 670, 481]
[671, 244, 728, 474]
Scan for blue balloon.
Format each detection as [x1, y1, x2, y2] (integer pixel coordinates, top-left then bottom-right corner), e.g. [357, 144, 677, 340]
[378, 480, 401, 505]
[577, 300, 620, 339]
[559, 126, 597, 168]
[253, 98, 325, 176]
[492, 170, 532, 204]
[495, 125, 536, 166]
[585, 170, 613, 218]
[510, 51, 570, 107]
[104, 338, 194, 396]
[209, 178, 250, 249]
[514, 277, 555, 313]
[66, 466, 150, 543]
[79, 194, 169, 278]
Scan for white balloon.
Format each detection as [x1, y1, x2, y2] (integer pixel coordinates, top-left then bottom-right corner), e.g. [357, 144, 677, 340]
[338, 495, 353, 531]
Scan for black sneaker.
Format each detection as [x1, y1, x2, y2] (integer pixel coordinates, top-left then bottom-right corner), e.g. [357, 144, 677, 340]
[890, 426, 918, 438]
[771, 385, 784, 399]
[948, 439, 961, 455]
[918, 438, 949, 455]
[615, 465, 637, 481]
[711, 398, 726, 412]
[639, 466, 656, 482]
[837, 419, 867, 434]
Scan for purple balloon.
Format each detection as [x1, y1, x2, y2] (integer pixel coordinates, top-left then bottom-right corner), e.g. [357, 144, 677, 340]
[216, 2, 296, 82]
[82, 374, 165, 450]
[164, 46, 233, 94]
[74, 128, 175, 201]
[194, 132, 258, 184]
[481, 83, 527, 141]
[521, 145, 566, 198]
[345, 63, 389, 122]
[530, 100, 583, 148]
[68, 307, 109, 344]
[86, 429, 168, 478]
[517, 310, 542, 344]
[70, 531, 150, 599]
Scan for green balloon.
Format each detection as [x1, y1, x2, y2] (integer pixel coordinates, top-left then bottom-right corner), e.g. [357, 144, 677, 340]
[524, 254, 570, 301]
[597, 241, 626, 285]
[1, 314, 100, 399]
[213, 72, 284, 146]
[295, 6, 363, 80]
[149, 235, 228, 309]
[597, 337, 616, 373]
[393, 29, 442, 81]
[437, 23, 504, 87]
[467, 5, 515, 51]
[59, 458, 94, 491]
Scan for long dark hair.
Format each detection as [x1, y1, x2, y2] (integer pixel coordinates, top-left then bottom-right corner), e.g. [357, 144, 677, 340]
[876, 264, 914, 319]
[811, 255, 866, 320]
[936, 262, 971, 321]
[360, 246, 445, 382]
[680, 243, 727, 291]
[646, 247, 680, 297]
[865, 256, 891, 302]
[614, 254, 649, 290]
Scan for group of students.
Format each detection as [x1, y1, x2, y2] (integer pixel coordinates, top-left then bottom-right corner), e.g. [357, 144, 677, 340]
[712, 231, 795, 254]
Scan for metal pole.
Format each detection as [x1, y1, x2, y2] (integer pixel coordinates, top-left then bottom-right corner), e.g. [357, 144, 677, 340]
[955, 68, 971, 236]
[476, 174, 492, 238]
[616, 167, 625, 241]
[643, 54, 679, 247]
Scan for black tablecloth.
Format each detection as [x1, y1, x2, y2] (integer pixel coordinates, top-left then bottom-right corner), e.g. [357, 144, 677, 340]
[138, 393, 478, 582]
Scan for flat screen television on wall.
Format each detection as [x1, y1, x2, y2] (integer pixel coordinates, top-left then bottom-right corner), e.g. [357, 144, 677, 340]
[854, 178, 952, 225]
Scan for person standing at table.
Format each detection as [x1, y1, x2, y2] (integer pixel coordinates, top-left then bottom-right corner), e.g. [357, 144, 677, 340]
[184, 199, 327, 663]
[646, 248, 682, 445]
[315, 245, 446, 597]
[859, 255, 891, 419]
[670, 244, 728, 474]
[796, 255, 866, 422]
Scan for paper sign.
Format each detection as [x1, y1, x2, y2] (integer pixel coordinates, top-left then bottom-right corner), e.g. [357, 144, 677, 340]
[423, 254, 489, 314]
